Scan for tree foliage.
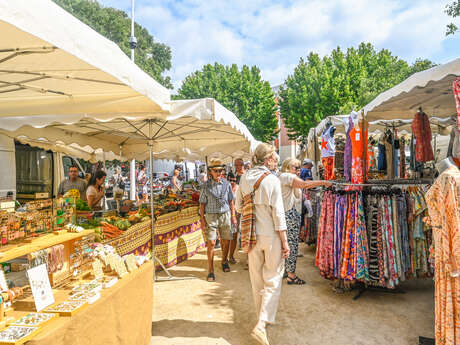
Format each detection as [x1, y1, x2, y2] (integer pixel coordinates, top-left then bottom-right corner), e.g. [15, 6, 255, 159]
[279, 43, 436, 139]
[53, 0, 173, 88]
[174, 63, 278, 142]
[446, 1, 460, 35]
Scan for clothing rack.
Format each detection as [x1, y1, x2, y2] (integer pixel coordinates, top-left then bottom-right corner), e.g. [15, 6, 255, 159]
[331, 179, 433, 187]
[352, 282, 406, 300]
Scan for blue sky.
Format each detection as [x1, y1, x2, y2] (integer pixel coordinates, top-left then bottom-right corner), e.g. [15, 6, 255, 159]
[98, 0, 460, 90]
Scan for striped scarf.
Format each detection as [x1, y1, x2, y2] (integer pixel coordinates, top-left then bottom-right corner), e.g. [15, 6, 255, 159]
[240, 172, 269, 253]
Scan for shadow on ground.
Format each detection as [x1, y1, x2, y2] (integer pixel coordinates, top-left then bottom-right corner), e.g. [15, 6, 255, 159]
[151, 244, 434, 345]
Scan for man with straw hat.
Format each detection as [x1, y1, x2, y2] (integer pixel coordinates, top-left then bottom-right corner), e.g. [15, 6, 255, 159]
[199, 159, 237, 282]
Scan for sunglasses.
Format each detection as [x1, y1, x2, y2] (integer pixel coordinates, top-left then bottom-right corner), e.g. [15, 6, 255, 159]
[293, 166, 300, 171]
[211, 168, 225, 173]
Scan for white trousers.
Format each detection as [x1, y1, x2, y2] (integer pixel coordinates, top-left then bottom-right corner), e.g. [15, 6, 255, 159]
[248, 235, 284, 324]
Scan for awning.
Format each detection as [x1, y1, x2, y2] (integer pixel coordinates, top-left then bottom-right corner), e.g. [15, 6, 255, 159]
[364, 58, 460, 122]
[15, 137, 124, 163]
[0, 98, 259, 162]
[0, 0, 170, 117]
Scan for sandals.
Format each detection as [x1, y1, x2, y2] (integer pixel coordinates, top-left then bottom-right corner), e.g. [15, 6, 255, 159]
[287, 276, 306, 285]
[229, 258, 237, 265]
[222, 261, 230, 272]
[207, 272, 215, 282]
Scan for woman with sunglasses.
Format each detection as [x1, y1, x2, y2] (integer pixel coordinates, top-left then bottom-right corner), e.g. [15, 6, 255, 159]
[279, 158, 332, 285]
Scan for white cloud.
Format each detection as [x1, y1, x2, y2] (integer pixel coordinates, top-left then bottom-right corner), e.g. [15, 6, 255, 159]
[98, 0, 455, 90]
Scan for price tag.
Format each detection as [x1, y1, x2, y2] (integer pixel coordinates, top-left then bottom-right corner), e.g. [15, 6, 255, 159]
[27, 264, 55, 312]
[355, 132, 360, 141]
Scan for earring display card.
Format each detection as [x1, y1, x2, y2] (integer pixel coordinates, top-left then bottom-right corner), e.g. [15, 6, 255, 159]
[26, 264, 54, 312]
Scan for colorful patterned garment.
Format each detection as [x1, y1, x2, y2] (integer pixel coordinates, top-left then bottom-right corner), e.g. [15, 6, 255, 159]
[321, 156, 336, 180]
[341, 194, 357, 281]
[454, 77, 460, 138]
[425, 166, 460, 345]
[240, 172, 270, 253]
[314, 187, 432, 288]
[315, 191, 336, 279]
[344, 116, 354, 181]
[411, 111, 434, 162]
[333, 195, 347, 278]
[354, 194, 369, 281]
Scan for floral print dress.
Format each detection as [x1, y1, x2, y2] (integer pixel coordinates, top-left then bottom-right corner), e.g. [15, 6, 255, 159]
[425, 166, 460, 345]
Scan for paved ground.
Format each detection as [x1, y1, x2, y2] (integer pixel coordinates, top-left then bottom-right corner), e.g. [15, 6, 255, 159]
[151, 243, 434, 345]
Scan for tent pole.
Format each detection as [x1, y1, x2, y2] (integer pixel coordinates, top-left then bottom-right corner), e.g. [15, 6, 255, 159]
[149, 141, 156, 281]
[149, 135, 196, 282]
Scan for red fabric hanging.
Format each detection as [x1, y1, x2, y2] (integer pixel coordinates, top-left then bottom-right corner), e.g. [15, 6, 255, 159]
[454, 77, 460, 138]
[411, 110, 434, 162]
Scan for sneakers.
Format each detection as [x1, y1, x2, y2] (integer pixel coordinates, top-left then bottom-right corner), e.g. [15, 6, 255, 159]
[251, 327, 270, 345]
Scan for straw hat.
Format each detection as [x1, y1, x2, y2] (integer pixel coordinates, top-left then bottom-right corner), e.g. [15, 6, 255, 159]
[208, 159, 225, 169]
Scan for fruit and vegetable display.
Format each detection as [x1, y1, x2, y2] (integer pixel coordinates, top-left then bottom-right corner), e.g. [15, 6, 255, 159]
[150, 191, 199, 216]
[72, 189, 200, 242]
[76, 199, 91, 211]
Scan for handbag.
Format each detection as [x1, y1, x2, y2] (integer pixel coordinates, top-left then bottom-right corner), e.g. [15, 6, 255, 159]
[240, 172, 270, 253]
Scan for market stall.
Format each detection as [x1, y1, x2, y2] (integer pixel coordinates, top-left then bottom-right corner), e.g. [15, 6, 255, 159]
[302, 59, 460, 345]
[0, 0, 174, 342]
[0, 97, 258, 280]
[0, 196, 153, 345]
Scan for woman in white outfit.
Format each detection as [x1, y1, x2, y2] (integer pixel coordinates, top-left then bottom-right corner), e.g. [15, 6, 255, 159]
[235, 143, 290, 345]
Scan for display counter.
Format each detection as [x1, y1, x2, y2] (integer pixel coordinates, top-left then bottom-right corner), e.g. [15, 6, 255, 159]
[26, 261, 153, 345]
[154, 206, 205, 270]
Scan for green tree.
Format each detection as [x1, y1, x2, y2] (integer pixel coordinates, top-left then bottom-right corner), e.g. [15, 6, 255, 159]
[53, 0, 173, 88]
[174, 63, 278, 142]
[279, 43, 436, 139]
[446, 1, 460, 35]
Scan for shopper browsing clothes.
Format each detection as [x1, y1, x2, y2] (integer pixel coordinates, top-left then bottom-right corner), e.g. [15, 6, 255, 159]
[199, 159, 237, 282]
[57, 165, 87, 200]
[279, 158, 332, 285]
[235, 143, 289, 345]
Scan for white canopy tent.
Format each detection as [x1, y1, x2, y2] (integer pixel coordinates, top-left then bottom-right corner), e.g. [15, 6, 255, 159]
[15, 137, 124, 163]
[0, 97, 258, 280]
[0, 98, 259, 161]
[364, 58, 460, 122]
[0, 0, 170, 117]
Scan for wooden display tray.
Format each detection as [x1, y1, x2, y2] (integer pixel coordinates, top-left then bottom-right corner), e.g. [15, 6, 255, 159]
[43, 301, 88, 317]
[0, 325, 42, 345]
[8, 312, 59, 329]
[0, 229, 94, 263]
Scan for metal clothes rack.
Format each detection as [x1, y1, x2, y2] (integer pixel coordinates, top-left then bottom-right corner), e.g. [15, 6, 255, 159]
[352, 283, 406, 300]
[323, 179, 432, 301]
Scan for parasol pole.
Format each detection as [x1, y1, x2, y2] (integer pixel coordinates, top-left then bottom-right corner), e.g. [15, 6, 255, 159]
[149, 137, 156, 281]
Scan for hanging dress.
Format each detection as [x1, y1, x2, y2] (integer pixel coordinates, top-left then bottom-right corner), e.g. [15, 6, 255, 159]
[349, 123, 368, 185]
[425, 166, 460, 345]
[411, 111, 434, 162]
[320, 126, 336, 180]
[344, 116, 354, 181]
